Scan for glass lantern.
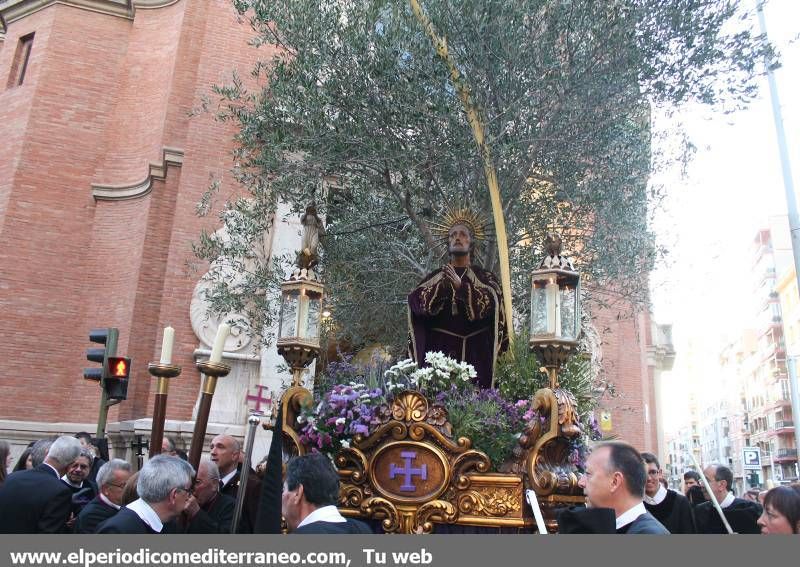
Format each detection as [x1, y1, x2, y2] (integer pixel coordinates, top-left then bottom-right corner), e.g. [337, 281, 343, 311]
[278, 280, 324, 346]
[530, 268, 580, 343]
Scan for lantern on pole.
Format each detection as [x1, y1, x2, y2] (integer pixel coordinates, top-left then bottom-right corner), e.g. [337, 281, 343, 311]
[530, 234, 581, 388]
[277, 204, 325, 386]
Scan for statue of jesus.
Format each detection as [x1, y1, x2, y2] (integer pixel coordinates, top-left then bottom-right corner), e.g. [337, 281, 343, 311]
[407, 212, 508, 389]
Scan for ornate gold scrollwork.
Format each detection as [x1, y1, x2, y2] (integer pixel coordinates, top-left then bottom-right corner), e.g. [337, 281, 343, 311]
[361, 497, 401, 533]
[414, 500, 458, 534]
[456, 487, 520, 517]
[525, 387, 583, 497]
[336, 448, 368, 485]
[451, 450, 491, 490]
[275, 385, 314, 456]
[340, 482, 366, 508]
[392, 391, 428, 422]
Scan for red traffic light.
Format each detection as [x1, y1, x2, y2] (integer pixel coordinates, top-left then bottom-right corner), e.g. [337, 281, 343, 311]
[107, 357, 130, 379]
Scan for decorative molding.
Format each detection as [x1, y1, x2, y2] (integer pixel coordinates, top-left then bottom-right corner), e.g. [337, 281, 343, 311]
[91, 146, 183, 201]
[134, 0, 180, 9]
[0, 0, 181, 25]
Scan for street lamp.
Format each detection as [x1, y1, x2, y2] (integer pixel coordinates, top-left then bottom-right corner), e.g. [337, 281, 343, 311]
[530, 234, 581, 388]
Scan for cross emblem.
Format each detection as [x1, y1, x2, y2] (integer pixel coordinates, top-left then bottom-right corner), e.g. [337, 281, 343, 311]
[246, 385, 272, 413]
[389, 451, 427, 492]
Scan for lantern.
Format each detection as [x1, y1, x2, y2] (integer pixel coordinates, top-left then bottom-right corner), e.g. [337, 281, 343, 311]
[530, 234, 581, 388]
[277, 270, 324, 385]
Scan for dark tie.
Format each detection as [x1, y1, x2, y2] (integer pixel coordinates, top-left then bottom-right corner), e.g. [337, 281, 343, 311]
[219, 480, 225, 491]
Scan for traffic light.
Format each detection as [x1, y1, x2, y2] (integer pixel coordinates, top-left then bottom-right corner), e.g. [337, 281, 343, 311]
[84, 328, 118, 382]
[104, 356, 131, 401]
[83, 328, 131, 401]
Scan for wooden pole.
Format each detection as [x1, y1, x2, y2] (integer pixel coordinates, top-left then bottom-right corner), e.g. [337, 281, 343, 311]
[188, 362, 230, 472]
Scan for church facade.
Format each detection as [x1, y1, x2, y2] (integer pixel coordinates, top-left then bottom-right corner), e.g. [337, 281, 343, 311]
[0, 0, 672, 463]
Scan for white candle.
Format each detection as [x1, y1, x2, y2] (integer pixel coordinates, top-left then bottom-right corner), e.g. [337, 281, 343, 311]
[159, 326, 175, 364]
[209, 323, 230, 363]
[545, 280, 560, 336]
[297, 292, 309, 338]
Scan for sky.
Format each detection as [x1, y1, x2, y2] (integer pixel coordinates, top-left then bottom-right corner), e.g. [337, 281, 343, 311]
[650, 0, 800, 431]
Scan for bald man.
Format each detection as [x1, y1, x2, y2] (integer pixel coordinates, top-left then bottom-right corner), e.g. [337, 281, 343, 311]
[209, 435, 261, 533]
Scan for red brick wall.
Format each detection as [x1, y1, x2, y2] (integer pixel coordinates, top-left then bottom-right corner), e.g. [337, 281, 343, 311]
[590, 298, 658, 453]
[0, 1, 261, 424]
[0, 6, 130, 421]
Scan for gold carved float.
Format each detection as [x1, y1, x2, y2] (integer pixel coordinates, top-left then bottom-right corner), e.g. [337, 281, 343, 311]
[278, 386, 586, 533]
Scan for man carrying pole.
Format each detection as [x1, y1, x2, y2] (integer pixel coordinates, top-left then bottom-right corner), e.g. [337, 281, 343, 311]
[693, 461, 762, 534]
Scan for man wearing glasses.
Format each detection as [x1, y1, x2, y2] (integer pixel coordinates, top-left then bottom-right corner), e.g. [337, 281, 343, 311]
[97, 455, 194, 534]
[74, 459, 131, 533]
[641, 452, 696, 533]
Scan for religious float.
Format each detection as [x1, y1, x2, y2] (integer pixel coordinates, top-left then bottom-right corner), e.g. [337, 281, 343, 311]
[266, 232, 593, 534]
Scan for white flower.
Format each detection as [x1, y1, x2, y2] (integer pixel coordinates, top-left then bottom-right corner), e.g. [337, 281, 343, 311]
[425, 351, 447, 368]
[360, 393, 372, 399]
[341, 440, 350, 449]
[297, 414, 307, 424]
[335, 417, 346, 426]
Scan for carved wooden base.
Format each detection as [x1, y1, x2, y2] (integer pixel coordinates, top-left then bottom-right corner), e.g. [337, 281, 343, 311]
[278, 388, 587, 533]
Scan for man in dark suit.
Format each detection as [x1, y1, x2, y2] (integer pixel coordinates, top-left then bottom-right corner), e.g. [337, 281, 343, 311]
[181, 459, 235, 533]
[695, 464, 762, 534]
[74, 432, 105, 483]
[0, 435, 82, 533]
[97, 455, 194, 534]
[74, 459, 132, 534]
[282, 453, 372, 534]
[61, 449, 99, 527]
[578, 441, 669, 534]
[211, 434, 261, 532]
[641, 452, 695, 533]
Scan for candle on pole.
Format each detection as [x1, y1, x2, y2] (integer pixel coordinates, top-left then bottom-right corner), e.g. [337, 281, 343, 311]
[209, 323, 230, 363]
[148, 326, 181, 458]
[188, 324, 232, 470]
[159, 326, 174, 364]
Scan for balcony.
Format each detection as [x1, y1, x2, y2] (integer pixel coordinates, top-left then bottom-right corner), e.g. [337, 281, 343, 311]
[775, 420, 795, 433]
[772, 396, 792, 409]
[774, 448, 798, 462]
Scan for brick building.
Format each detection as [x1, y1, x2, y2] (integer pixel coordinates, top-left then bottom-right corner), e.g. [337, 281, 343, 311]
[0, 0, 668, 463]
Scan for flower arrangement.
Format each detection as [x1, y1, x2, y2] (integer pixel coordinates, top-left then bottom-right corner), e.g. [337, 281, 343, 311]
[384, 351, 476, 395]
[440, 388, 535, 467]
[298, 349, 600, 469]
[298, 382, 384, 452]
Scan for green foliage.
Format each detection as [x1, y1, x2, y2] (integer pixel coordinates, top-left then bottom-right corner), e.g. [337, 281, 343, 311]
[196, 0, 773, 349]
[496, 329, 601, 415]
[444, 388, 530, 468]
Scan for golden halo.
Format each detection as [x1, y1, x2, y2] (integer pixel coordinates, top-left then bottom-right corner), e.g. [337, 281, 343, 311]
[429, 204, 492, 254]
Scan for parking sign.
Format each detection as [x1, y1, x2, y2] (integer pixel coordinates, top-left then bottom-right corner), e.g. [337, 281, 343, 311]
[742, 447, 761, 470]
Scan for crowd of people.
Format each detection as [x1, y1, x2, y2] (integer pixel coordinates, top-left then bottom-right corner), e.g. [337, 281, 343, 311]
[0, 433, 798, 535]
[563, 441, 800, 534]
[0, 432, 368, 534]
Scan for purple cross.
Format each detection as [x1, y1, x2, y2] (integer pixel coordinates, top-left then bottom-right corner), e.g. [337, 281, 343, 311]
[246, 385, 272, 413]
[389, 451, 427, 492]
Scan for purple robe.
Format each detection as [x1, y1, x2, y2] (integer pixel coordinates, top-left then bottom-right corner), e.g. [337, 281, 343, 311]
[407, 265, 508, 389]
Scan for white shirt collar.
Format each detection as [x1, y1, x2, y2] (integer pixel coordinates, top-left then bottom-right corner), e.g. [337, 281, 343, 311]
[297, 505, 347, 529]
[616, 502, 648, 530]
[720, 492, 735, 508]
[644, 484, 668, 505]
[220, 469, 237, 488]
[99, 493, 121, 510]
[60, 475, 83, 489]
[126, 498, 163, 533]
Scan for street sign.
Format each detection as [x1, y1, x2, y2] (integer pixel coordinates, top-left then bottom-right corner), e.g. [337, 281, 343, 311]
[742, 447, 761, 470]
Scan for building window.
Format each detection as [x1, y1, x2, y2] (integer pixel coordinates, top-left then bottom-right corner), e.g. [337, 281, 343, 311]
[7, 33, 35, 88]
